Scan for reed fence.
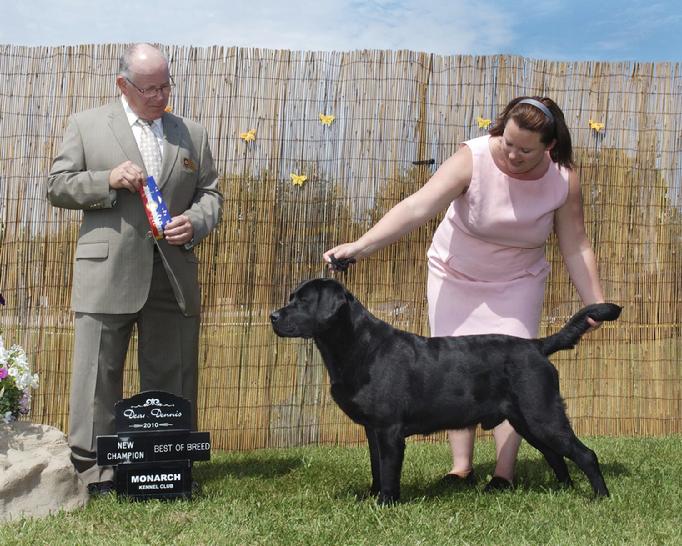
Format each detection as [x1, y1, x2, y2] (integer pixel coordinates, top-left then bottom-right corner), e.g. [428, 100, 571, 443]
[0, 45, 680, 451]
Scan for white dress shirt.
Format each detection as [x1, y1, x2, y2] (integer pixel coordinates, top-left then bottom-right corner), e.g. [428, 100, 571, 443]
[121, 95, 164, 161]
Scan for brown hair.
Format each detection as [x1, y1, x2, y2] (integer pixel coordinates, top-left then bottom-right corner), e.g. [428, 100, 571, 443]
[488, 96, 574, 169]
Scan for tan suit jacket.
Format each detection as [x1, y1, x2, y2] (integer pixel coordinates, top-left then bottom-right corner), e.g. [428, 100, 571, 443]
[47, 100, 222, 316]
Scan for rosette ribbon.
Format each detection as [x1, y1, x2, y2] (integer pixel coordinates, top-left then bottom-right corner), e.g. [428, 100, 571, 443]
[138, 176, 172, 239]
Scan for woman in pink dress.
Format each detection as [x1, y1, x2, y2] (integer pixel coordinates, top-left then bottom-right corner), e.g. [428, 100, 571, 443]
[323, 96, 606, 492]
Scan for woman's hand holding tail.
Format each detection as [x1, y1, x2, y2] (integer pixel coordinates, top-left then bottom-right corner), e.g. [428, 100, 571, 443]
[585, 316, 603, 333]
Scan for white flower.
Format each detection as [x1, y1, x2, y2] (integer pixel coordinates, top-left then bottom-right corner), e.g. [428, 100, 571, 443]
[0, 335, 38, 421]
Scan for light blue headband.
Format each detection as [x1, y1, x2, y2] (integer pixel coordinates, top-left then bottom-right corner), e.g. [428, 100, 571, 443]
[518, 98, 555, 124]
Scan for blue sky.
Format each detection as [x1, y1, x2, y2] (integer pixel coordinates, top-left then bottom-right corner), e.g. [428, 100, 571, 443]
[2, 0, 680, 62]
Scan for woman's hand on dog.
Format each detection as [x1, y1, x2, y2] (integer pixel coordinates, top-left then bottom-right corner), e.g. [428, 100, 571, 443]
[323, 243, 363, 271]
[586, 316, 603, 333]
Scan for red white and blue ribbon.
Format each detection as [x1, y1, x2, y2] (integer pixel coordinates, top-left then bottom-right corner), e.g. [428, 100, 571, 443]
[138, 176, 172, 239]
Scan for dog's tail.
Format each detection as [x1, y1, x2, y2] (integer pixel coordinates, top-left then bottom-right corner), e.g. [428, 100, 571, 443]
[536, 303, 622, 356]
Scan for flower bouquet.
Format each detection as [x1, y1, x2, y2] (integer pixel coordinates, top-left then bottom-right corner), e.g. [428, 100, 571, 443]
[0, 333, 39, 424]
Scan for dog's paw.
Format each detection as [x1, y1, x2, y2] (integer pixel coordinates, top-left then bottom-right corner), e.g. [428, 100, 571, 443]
[591, 487, 610, 500]
[557, 477, 574, 489]
[376, 492, 400, 506]
[354, 487, 379, 501]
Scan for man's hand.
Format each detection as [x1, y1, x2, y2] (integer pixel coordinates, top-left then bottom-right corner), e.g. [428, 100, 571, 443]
[109, 160, 145, 192]
[164, 215, 194, 246]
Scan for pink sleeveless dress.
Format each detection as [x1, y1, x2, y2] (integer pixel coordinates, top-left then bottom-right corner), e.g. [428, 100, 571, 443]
[427, 135, 569, 338]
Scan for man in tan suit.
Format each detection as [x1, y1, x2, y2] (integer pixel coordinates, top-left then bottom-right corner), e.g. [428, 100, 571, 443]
[47, 43, 222, 494]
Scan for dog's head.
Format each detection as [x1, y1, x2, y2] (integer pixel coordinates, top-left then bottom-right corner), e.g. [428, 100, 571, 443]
[270, 278, 351, 339]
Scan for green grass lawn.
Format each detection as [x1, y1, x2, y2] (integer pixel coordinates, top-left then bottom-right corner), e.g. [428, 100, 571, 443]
[2, 436, 680, 545]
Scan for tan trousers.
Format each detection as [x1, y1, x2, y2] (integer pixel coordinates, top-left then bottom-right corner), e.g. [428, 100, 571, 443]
[68, 256, 200, 486]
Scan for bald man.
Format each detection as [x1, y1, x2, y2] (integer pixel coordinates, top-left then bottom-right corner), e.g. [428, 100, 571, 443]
[48, 43, 222, 494]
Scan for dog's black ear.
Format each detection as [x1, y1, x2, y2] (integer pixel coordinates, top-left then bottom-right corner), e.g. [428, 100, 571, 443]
[316, 279, 351, 326]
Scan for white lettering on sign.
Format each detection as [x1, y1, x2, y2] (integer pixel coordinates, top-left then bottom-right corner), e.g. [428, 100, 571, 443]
[150, 408, 183, 418]
[123, 409, 146, 419]
[130, 473, 182, 484]
[153, 443, 173, 453]
[107, 451, 144, 461]
[186, 442, 210, 451]
[117, 441, 133, 449]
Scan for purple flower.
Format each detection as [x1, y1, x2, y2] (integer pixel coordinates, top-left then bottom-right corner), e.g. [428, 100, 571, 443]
[19, 392, 31, 413]
[0, 367, 8, 380]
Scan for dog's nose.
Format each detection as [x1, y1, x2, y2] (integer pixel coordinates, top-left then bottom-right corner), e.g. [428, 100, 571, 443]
[269, 311, 280, 323]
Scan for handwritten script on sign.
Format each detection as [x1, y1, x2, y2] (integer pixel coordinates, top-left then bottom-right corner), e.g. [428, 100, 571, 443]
[115, 391, 192, 432]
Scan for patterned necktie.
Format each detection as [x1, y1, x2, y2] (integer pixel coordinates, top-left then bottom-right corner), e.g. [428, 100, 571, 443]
[137, 119, 162, 181]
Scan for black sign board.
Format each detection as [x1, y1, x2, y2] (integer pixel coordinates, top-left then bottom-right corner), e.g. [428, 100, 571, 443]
[97, 431, 210, 465]
[115, 390, 191, 432]
[96, 390, 210, 501]
[116, 460, 192, 500]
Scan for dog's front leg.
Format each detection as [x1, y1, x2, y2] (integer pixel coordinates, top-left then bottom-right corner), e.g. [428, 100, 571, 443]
[364, 426, 382, 496]
[374, 425, 406, 505]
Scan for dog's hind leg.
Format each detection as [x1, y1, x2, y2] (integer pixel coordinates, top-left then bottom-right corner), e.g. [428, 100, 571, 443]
[373, 425, 406, 505]
[364, 426, 382, 496]
[520, 407, 609, 498]
[516, 360, 609, 498]
[559, 434, 609, 498]
[508, 416, 572, 488]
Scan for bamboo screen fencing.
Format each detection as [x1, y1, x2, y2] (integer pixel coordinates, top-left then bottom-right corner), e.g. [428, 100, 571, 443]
[0, 45, 680, 451]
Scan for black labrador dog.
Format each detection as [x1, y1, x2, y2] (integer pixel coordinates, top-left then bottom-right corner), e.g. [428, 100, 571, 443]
[270, 278, 621, 503]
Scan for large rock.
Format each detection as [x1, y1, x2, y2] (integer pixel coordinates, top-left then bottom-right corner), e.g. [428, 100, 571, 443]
[0, 422, 88, 522]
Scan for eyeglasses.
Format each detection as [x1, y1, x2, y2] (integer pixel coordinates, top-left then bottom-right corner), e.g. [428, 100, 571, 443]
[125, 76, 175, 97]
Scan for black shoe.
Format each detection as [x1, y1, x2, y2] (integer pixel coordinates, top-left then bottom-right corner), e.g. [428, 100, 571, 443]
[483, 476, 513, 493]
[441, 470, 476, 487]
[87, 480, 115, 497]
